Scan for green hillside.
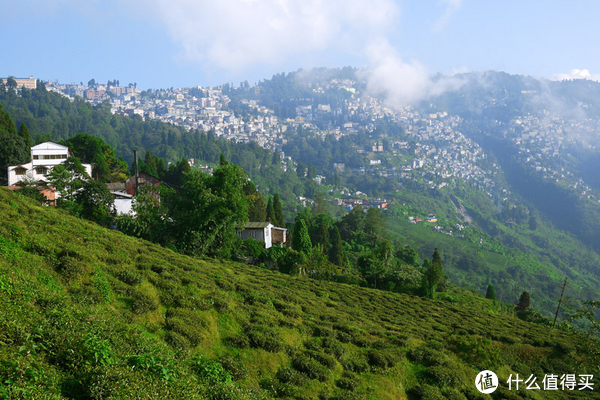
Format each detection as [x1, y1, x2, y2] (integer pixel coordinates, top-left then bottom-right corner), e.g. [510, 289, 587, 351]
[1, 188, 599, 399]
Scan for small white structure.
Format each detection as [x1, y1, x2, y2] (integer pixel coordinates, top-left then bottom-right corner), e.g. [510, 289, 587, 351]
[7, 142, 92, 187]
[112, 192, 134, 215]
[237, 222, 287, 249]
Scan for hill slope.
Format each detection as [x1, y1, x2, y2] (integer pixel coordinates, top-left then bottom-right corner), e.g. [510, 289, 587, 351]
[1, 188, 599, 399]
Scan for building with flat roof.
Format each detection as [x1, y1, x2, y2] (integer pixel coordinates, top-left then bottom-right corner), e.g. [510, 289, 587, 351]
[7, 142, 92, 187]
[1, 76, 36, 90]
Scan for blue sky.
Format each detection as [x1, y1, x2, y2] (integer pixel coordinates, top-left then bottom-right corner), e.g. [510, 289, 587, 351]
[2, 0, 600, 90]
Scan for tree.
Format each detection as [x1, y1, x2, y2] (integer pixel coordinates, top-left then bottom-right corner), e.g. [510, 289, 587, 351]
[219, 153, 228, 166]
[529, 215, 538, 231]
[337, 206, 365, 241]
[314, 220, 330, 251]
[47, 157, 89, 205]
[398, 245, 420, 266]
[64, 133, 128, 182]
[329, 226, 344, 266]
[365, 207, 384, 237]
[163, 158, 190, 188]
[422, 248, 445, 299]
[307, 163, 317, 180]
[171, 162, 249, 258]
[292, 219, 312, 255]
[6, 77, 17, 91]
[517, 291, 531, 311]
[75, 178, 116, 227]
[516, 291, 532, 321]
[0, 105, 29, 183]
[244, 180, 267, 221]
[118, 184, 174, 246]
[266, 197, 275, 223]
[358, 239, 395, 289]
[273, 193, 285, 227]
[485, 284, 497, 300]
[296, 161, 306, 178]
[18, 122, 32, 148]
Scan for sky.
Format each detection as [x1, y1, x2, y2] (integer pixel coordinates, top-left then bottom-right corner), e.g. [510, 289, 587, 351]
[2, 0, 600, 91]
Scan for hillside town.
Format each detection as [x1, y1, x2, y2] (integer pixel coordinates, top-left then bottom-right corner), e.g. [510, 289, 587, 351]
[43, 78, 506, 202]
[500, 113, 600, 202]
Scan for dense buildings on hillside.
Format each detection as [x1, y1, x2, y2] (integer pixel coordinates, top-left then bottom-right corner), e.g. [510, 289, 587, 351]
[39, 75, 600, 206]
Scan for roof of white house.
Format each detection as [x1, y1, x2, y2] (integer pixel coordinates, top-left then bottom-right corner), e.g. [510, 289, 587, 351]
[244, 222, 274, 229]
[31, 142, 68, 151]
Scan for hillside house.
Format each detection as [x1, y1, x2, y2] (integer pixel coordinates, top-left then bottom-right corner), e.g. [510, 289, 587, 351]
[7, 142, 92, 199]
[125, 172, 161, 195]
[237, 222, 287, 249]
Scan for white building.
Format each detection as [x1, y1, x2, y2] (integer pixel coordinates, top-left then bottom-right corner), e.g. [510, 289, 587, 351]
[7, 142, 92, 187]
[236, 222, 287, 249]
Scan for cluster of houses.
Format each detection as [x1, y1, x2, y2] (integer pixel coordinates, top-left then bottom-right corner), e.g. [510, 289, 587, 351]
[5, 142, 286, 248]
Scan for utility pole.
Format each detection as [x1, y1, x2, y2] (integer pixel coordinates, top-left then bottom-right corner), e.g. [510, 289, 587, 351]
[553, 277, 568, 328]
[133, 148, 139, 195]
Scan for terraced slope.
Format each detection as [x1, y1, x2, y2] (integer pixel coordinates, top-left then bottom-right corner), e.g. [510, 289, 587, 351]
[0, 188, 598, 399]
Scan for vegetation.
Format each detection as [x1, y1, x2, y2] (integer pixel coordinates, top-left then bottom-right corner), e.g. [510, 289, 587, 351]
[1, 187, 599, 398]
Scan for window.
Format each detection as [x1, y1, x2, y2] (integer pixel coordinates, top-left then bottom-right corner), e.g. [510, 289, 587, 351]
[15, 167, 27, 176]
[33, 155, 39, 160]
[35, 167, 48, 175]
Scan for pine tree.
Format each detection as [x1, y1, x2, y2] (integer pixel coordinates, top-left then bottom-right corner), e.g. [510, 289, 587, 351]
[422, 248, 445, 299]
[329, 226, 344, 266]
[18, 122, 31, 148]
[517, 291, 531, 311]
[314, 220, 330, 251]
[292, 219, 312, 255]
[273, 193, 285, 227]
[485, 284, 497, 300]
[219, 153, 228, 166]
[266, 197, 275, 223]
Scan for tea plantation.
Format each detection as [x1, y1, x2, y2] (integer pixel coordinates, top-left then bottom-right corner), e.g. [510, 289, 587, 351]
[1, 188, 599, 399]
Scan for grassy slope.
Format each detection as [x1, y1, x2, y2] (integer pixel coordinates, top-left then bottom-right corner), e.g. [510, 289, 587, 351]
[1, 188, 599, 399]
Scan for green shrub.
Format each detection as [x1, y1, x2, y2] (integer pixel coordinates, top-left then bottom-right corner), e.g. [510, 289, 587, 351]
[117, 270, 143, 286]
[275, 366, 306, 386]
[427, 365, 460, 387]
[411, 384, 445, 400]
[367, 349, 397, 369]
[291, 353, 330, 382]
[440, 387, 468, 400]
[131, 290, 159, 314]
[305, 350, 336, 368]
[82, 333, 113, 366]
[407, 346, 446, 366]
[246, 325, 283, 352]
[225, 334, 250, 349]
[219, 355, 249, 381]
[166, 331, 191, 349]
[340, 353, 369, 373]
[56, 255, 89, 280]
[336, 371, 359, 391]
[321, 337, 345, 359]
[127, 354, 173, 381]
[191, 356, 232, 384]
[260, 378, 298, 398]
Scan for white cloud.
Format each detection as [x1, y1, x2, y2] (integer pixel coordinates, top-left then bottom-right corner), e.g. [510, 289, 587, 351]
[432, 0, 463, 33]
[552, 69, 600, 82]
[363, 39, 464, 107]
[142, 0, 399, 72]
